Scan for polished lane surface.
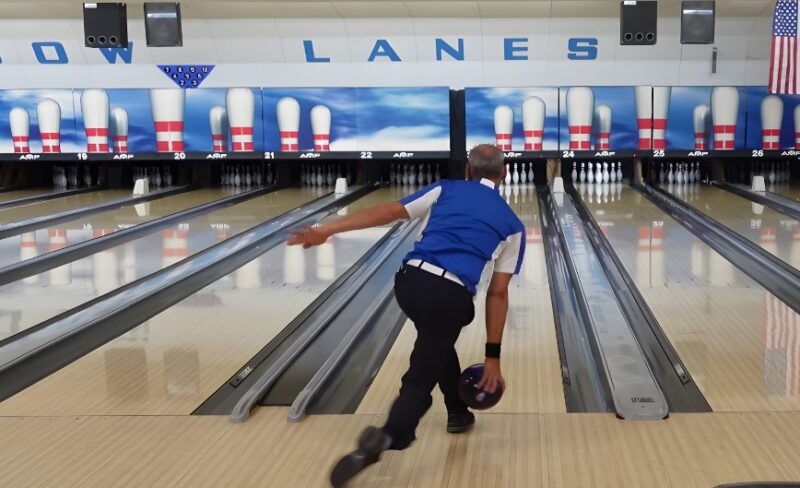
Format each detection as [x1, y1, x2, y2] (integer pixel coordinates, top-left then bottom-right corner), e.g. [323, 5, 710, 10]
[0, 188, 406, 416]
[0, 187, 328, 344]
[767, 182, 800, 202]
[0, 188, 64, 203]
[582, 182, 800, 412]
[0, 188, 243, 269]
[667, 183, 800, 271]
[0, 189, 131, 225]
[357, 183, 567, 415]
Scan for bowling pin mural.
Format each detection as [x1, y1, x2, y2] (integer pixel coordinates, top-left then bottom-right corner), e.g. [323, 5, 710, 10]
[311, 105, 331, 151]
[761, 95, 784, 150]
[226, 88, 254, 152]
[150, 88, 185, 152]
[20, 232, 38, 284]
[693, 104, 710, 150]
[48, 229, 71, 286]
[81, 89, 109, 153]
[522, 97, 545, 151]
[634, 86, 653, 150]
[92, 229, 118, 294]
[566, 87, 593, 150]
[711, 87, 739, 151]
[594, 104, 612, 150]
[651, 87, 670, 150]
[110, 107, 129, 153]
[209, 105, 228, 153]
[494, 105, 513, 151]
[277, 97, 300, 151]
[36, 99, 61, 153]
[795, 105, 800, 150]
[10, 107, 30, 153]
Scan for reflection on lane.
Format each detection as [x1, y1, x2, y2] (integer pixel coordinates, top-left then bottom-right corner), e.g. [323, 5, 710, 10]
[0, 189, 131, 225]
[357, 182, 566, 415]
[582, 182, 800, 411]
[0, 188, 63, 203]
[666, 183, 800, 271]
[0, 188, 245, 270]
[768, 182, 800, 202]
[0, 189, 405, 416]
[0, 187, 329, 342]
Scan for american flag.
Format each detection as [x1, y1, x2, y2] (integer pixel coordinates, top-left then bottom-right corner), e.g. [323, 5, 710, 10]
[770, 0, 800, 94]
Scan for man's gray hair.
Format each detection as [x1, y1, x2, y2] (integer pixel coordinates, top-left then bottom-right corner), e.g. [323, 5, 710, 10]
[467, 144, 505, 179]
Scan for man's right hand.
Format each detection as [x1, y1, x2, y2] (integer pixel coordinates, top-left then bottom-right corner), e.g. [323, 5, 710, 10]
[475, 357, 505, 394]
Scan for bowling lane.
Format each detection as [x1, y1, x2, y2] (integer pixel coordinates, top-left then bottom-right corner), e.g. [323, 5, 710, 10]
[0, 188, 64, 203]
[0, 188, 244, 269]
[583, 182, 800, 412]
[0, 187, 329, 344]
[0, 189, 131, 225]
[357, 184, 567, 415]
[0, 188, 406, 416]
[666, 183, 800, 271]
[768, 182, 800, 202]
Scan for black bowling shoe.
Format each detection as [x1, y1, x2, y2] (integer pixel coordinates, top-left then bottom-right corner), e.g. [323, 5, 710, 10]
[446, 411, 475, 434]
[330, 426, 392, 487]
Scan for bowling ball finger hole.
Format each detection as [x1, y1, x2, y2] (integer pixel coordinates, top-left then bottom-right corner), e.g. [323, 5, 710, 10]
[109, 36, 118, 44]
[98, 36, 107, 44]
[645, 33, 655, 41]
[86, 36, 96, 44]
[635, 33, 644, 41]
[624, 33, 633, 41]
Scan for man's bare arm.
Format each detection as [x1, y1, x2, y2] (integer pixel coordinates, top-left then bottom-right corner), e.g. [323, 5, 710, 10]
[288, 201, 409, 248]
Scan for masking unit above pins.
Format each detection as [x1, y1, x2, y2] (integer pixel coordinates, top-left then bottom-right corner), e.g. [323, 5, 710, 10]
[681, 1, 715, 44]
[620, 0, 657, 46]
[145, 3, 183, 47]
[83, 3, 128, 48]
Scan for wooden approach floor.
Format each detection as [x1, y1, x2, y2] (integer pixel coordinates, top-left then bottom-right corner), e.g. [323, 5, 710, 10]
[2, 408, 800, 487]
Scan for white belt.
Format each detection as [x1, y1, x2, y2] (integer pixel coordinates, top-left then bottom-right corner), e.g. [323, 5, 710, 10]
[406, 259, 464, 287]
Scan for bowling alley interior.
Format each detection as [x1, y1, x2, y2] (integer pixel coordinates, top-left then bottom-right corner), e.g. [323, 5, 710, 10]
[2, 0, 800, 487]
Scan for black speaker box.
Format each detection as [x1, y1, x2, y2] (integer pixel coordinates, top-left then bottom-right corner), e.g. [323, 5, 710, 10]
[620, 1, 658, 46]
[681, 1, 715, 44]
[145, 3, 183, 47]
[83, 3, 128, 48]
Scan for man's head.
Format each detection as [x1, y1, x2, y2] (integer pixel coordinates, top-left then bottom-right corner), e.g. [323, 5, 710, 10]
[467, 144, 506, 184]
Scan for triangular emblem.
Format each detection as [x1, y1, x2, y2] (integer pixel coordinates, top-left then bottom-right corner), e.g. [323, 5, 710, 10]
[158, 65, 215, 88]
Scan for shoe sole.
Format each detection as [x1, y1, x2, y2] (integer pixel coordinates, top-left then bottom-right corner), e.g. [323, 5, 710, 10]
[447, 423, 475, 434]
[330, 427, 385, 487]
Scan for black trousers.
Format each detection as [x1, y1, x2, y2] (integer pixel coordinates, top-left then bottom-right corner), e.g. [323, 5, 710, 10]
[382, 264, 475, 450]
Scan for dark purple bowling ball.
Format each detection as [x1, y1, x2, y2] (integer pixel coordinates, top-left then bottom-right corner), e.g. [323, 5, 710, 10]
[457, 363, 504, 410]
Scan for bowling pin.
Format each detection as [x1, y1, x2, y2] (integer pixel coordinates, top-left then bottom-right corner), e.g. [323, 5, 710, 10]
[594, 104, 612, 150]
[277, 97, 300, 151]
[504, 163, 512, 185]
[110, 107, 128, 153]
[795, 105, 800, 149]
[567, 87, 593, 150]
[693, 104, 710, 150]
[616, 162, 623, 182]
[634, 86, 653, 150]
[37, 99, 61, 153]
[676, 164, 684, 184]
[602, 162, 610, 183]
[711, 87, 739, 150]
[10, 108, 31, 153]
[587, 162, 595, 183]
[526, 163, 534, 183]
[226, 88, 255, 152]
[209, 105, 228, 153]
[522, 97, 545, 151]
[668, 163, 674, 183]
[512, 163, 520, 184]
[579, 162, 586, 183]
[761, 95, 783, 150]
[571, 162, 578, 182]
[150, 88, 185, 152]
[651, 87, 670, 150]
[311, 105, 331, 151]
[81, 89, 109, 153]
[494, 105, 513, 151]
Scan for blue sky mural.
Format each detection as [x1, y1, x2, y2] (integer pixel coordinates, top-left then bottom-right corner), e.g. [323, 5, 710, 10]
[73, 89, 154, 153]
[465, 87, 560, 151]
[558, 86, 639, 151]
[185, 88, 263, 152]
[0, 90, 79, 153]
[745, 87, 800, 150]
[666, 87, 748, 150]
[263, 87, 450, 151]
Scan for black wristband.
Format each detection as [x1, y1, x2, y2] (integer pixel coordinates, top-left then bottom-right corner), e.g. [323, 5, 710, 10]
[485, 343, 501, 358]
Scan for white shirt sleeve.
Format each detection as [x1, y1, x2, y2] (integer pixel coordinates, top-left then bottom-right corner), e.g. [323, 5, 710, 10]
[402, 185, 443, 220]
[493, 231, 524, 275]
